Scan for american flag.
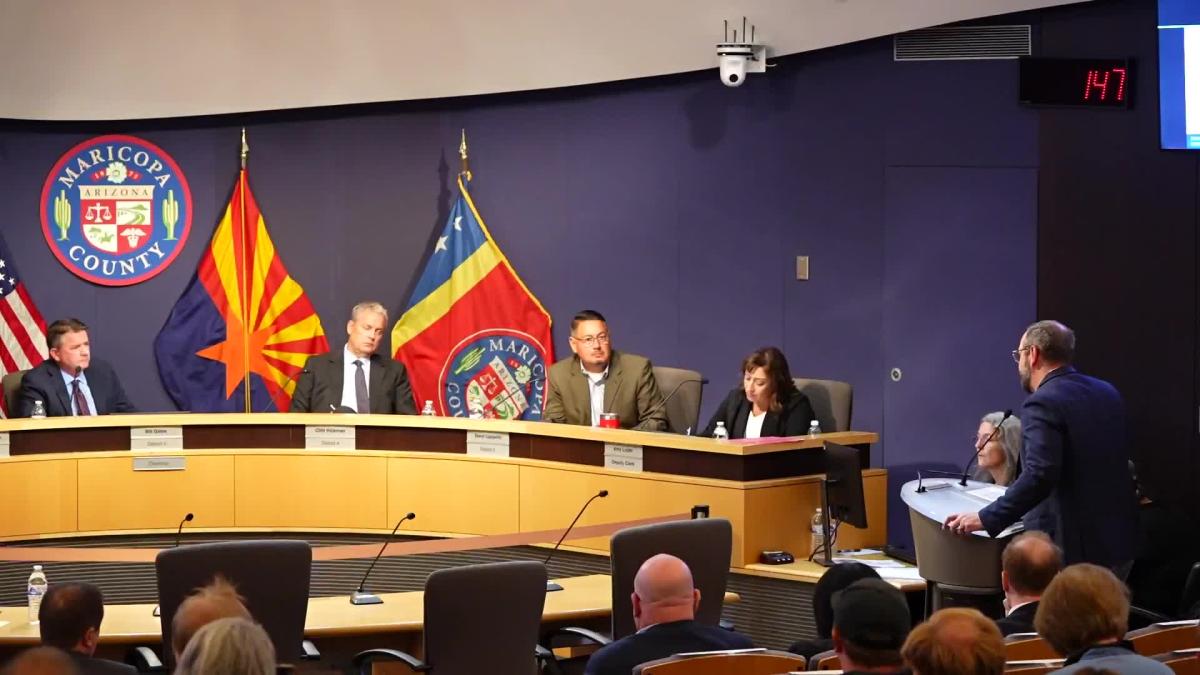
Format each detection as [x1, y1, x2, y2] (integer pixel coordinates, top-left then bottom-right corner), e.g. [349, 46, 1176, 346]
[0, 232, 47, 417]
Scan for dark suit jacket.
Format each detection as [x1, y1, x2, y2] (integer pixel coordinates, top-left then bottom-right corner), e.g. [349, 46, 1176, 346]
[288, 349, 416, 414]
[543, 351, 667, 431]
[979, 367, 1138, 567]
[68, 651, 137, 675]
[699, 386, 815, 439]
[583, 620, 754, 675]
[16, 359, 137, 417]
[995, 600, 1039, 637]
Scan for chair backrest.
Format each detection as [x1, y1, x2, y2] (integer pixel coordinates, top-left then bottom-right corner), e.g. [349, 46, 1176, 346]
[652, 366, 704, 434]
[610, 518, 732, 640]
[808, 650, 838, 671]
[423, 560, 547, 675]
[156, 540, 311, 668]
[1004, 663, 1061, 674]
[791, 378, 853, 432]
[1004, 635, 1059, 661]
[1128, 622, 1200, 655]
[1156, 651, 1200, 675]
[2, 369, 26, 415]
[633, 649, 804, 674]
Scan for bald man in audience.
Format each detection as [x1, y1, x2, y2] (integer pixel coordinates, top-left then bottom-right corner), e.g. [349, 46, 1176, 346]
[2, 647, 80, 675]
[996, 531, 1063, 636]
[584, 554, 752, 675]
[901, 608, 1005, 675]
[38, 582, 135, 675]
[170, 576, 252, 661]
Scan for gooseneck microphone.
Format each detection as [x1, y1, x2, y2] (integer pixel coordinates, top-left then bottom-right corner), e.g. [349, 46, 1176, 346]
[272, 368, 310, 412]
[351, 512, 416, 605]
[960, 409, 1013, 486]
[636, 379, 707, 433]
[154, 512, 195, 616]
[544, 490, 608, 592]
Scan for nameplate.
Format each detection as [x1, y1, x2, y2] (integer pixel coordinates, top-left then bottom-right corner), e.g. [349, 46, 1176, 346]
[130, 427, 183, 451]
[603, 443, 643, 459]
[133, 456, 186, 471]
[466, 431, 510, 457]
[0, 432, 8, 457]
[305, 426, 356, 450]
[604, 454, 643, 472]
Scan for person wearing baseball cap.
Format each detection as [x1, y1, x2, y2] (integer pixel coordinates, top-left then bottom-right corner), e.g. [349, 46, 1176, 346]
[831, 578, 912, 674]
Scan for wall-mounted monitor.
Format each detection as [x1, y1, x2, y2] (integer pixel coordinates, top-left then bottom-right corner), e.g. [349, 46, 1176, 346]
[1159, 0, 1200, 149]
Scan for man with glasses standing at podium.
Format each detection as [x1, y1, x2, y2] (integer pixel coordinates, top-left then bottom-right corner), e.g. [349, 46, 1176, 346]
[544, 309, 667, 431]
[945, 321, 1138, 574]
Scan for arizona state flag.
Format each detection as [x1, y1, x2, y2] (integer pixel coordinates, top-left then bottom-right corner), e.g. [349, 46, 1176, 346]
[393, 171, 553, 419]
[154, 168, 329, 412]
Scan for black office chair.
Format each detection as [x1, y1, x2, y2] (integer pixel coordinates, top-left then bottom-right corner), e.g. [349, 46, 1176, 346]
[352, 561, 550, 675]
[152, 540, 312, 670]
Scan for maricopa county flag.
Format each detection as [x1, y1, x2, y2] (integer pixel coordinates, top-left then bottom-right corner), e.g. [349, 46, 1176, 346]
[154, 169, 329, 412]
[392, 173, 553, 419]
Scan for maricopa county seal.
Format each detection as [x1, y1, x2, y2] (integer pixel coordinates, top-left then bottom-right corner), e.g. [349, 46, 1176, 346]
[40, 135, 192, 286]
[438, 329, 549, 419]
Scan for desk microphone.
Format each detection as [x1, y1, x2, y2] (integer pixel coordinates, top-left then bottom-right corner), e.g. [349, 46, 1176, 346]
[960, 409, 1012, 486]
[153, 512, 195, 616]
[544, 490, 608, 592]
[637, 378, 707, 432]
[271, 368, 310, 412]
[351, 512, 416, 605]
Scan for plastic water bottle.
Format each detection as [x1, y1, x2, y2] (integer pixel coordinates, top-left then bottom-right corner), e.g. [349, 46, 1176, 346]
[807, 419, 821, 436]
[468, 395, 484, 420]
[420, 400, 436, 416]
[712, 421, 729, 440]
[27, 565, 47, 622]
[31, 400, 46, 419]
[810, 508, 825, 555]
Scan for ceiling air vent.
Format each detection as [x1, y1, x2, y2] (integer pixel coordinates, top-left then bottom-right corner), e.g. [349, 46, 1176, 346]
[894, 25, 1031, 61]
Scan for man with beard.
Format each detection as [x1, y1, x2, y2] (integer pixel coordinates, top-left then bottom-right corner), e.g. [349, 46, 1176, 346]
[944, 321, 1137, 574]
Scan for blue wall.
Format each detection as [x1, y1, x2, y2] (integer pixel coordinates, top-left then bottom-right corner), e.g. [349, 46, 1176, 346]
[0, 28, 1039, 543]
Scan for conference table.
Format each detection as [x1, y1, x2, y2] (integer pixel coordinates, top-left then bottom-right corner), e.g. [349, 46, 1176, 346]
[0, 413, 885, 568]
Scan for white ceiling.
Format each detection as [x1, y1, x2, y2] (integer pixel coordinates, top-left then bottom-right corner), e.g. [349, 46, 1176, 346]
[0, 0, 1088, 120]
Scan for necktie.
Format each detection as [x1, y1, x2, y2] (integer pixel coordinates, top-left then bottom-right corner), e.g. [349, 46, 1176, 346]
[72, 378, 92, 416]
[354, 360, 369, 414]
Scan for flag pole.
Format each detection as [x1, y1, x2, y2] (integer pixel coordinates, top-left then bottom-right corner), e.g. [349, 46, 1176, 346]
[239, 129, 252, 414]
[459, 129, 471, 181]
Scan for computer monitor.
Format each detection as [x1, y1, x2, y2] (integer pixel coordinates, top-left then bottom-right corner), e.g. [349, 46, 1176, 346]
[813, 442, 868, 567]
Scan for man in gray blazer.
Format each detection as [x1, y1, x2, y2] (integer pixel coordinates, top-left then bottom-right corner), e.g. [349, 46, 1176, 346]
[289, 301, 415, 414]
[544, 309, 666, 431]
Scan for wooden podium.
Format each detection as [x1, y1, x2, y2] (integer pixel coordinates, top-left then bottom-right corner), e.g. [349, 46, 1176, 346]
[0, 414, 884, 568]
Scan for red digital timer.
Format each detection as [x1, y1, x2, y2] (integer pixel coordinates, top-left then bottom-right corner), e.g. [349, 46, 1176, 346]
[1019, 57, 1133, 108]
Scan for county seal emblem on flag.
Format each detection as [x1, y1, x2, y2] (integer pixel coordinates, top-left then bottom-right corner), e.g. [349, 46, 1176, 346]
[39, 134, 192, 286]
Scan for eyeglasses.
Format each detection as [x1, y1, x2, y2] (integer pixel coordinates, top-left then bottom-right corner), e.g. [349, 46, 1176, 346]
[571, 333, 610, 347]
[1011, 346, 1032, 363]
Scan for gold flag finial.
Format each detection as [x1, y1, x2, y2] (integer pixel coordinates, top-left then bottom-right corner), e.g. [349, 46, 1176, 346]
[240, 128, 249, 169]
[459, 129, 470, 177]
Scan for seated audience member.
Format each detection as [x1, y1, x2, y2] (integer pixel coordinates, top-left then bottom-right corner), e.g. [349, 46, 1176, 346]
[1034, 563, 1172, 673]
[699, 347, 816, 439]
[17, 318, 137, 417]
[996, 531, 1062, 636]
[830, 579, 912, 674]
[544, 310, 667, 431]
[971, 411, 1022, 486]
[171, 576, 252, 661]
[38, 582, 136, 675]
[789, 561, 881, 658]
[583, 554, 752, 675]
[901, 607, 1005, 675]
[2, 647, 80, 675]
[175, 617, 274, 675]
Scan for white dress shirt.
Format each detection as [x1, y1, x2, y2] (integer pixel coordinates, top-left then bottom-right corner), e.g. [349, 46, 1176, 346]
[341, 345, 371, 411]
[582, 363, 609, 426]
[745, 409, 767, 439]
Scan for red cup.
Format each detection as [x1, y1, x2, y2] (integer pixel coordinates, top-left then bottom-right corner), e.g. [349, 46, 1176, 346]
[598, 412, 619, 429]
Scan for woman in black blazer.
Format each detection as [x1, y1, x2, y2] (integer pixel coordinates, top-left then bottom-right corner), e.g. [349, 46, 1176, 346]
[699, 347, 816, 439]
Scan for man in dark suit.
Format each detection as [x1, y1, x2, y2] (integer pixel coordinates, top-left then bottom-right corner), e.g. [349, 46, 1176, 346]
[289, 301, 416, 414]
[39, 582, 136, 675]
[544, 309, 667, 431]
[17, 318, 136, 417]
[583, 554, 752, 675]
[946, 321, 1139, 571]
[995, 531, 1062, 636]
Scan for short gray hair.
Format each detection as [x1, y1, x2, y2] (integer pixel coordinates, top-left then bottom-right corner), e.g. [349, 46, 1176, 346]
[1023, 320, 1074, 365]
[979, 411, 1022, 486]
[350, 301, 388, 323]
[175, 617, 274, 675]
